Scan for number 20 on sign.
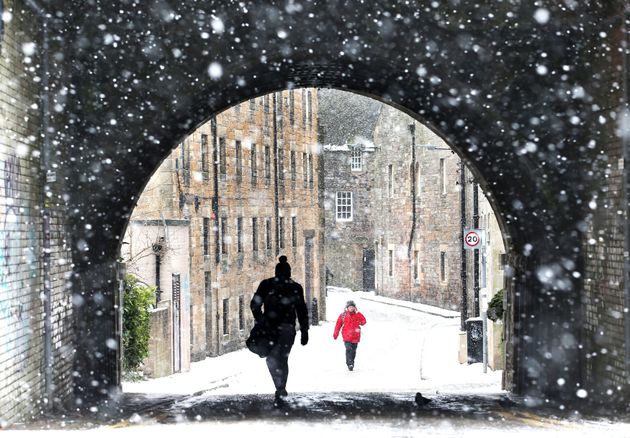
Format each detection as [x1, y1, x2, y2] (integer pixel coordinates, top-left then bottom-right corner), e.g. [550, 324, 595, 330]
[464, 229, 485, 250]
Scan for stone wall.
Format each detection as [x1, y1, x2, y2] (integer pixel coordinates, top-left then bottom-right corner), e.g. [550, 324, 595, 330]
[144, 306, 172, 378]
[122, 221, 192, 375]
[323, 143, 377, 291]
[126, 89, 324, 368]
[0, 0, 74, 424]
[321, 94, 506, 316]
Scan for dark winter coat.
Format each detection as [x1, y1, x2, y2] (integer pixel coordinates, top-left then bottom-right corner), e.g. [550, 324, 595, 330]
[333, 310, 366, 343]
[250, 276, 309, 330]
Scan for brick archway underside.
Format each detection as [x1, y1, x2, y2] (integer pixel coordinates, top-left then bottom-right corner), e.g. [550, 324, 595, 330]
[55, 0, 622, 406]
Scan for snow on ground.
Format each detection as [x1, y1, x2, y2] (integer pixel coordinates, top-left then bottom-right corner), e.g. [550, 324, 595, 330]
[123, 287, 502, 398]
[8, 289, 630, 437]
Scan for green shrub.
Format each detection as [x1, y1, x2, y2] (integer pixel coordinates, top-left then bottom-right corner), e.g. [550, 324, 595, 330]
[487, 289, 504, 322]
[122, 274, 156, 372]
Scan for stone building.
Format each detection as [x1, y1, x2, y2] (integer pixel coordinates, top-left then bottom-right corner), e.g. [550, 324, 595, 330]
[320, 90, 505, 339]
[122, 88, 324, 376]
[319, 91, 382, 290]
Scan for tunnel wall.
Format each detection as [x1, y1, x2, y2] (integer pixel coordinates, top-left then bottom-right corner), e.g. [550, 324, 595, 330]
[0, 0, 628, 424]
[0, 0, 75, 424]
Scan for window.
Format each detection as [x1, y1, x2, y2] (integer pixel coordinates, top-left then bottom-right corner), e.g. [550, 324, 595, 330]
[234, 103, 240, 118]
[278, 147, 285, 182]
[263, 94, 270, 132]
[219, 137, 227, 176]
[238, 295, 245, 330]
[249, 98, 256, 123]
[252, 217, 258, 252]
[413, 250, 419, 280]
[301, 89, 307, 127]
[215, 216, 220, 264]
[201, 134, 209, 177]
[307, 90, 313, 129]
[351, 146, 362, 171]
[302, 152, 308, 188]
[440, 251, 446, 281]
[277, 92, 284, 136]
[222, 298, 229, 335]
[220, 217, 228, 257]
[289, 89, 295, 126]
[336, 191, 353, 221]
[204, 272, 211, 298]
[279, 216, 285, 250]
[203, 217, 210, 256]
[388, 164, 393, 197]
[290, 150, 296, 182]
[237, 216, 243, 253]
[235, 140, 242, 184]
[291, 216, 297, 247]
[182, 139, 191, 186]
[440, 158, 446, 195]
[308, 154, 314, 189]
[266, 218, 272, 250]
[388, 250, 393, 277]
[250, 143, 257, 185]
[264, 145, 271, 185]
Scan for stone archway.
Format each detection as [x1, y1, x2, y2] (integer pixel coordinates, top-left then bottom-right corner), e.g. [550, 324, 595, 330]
[55, 0, 622, 408]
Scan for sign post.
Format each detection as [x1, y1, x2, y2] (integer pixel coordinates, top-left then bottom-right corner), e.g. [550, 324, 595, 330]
[464, 228, 487, 371]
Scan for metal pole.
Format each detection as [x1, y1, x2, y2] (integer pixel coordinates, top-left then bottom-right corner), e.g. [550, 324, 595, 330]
[273, 92, 280, 256]
[408, 124, 416, 298]
[621, 8, 630, 383]
[473, 182, 480, 317]
[211, 118, 220, 264]
[482, 309, 488, 373]
[460, 160, 468, 332]
[25, 0, 54, 412]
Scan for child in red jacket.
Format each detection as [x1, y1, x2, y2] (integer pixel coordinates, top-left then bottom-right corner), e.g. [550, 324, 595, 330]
[333, 300, 367, 371]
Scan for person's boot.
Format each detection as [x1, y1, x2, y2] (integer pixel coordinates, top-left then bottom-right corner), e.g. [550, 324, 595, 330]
[274, 388, 288, 407]
[348, 364, 354, 371]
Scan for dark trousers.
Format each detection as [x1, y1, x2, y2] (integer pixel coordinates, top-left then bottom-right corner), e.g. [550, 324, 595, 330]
[266, 324, 296, 392]
[344, 341, 358, 367]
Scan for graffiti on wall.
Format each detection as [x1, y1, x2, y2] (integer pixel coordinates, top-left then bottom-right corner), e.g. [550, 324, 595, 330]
[0, 155, 31, 371]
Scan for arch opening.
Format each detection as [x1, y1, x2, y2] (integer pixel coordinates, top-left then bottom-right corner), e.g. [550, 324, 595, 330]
[118, 88, 509, 401]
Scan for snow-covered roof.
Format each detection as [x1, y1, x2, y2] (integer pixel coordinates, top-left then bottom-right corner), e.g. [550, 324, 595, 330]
[318, 89, 383, 145]
[323, 140, 378, 152]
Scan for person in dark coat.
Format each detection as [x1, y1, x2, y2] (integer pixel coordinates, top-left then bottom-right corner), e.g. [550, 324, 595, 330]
[333, 300, 367, 371]
[251, 255, 309, 404]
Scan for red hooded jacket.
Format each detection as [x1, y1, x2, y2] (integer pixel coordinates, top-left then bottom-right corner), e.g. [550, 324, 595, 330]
[333, 309, 366, 343]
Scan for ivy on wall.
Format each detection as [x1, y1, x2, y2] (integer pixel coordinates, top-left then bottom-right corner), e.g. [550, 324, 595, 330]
[122, 274, 156, 372]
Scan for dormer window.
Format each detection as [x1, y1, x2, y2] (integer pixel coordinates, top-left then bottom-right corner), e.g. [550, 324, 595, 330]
[351, 146, 362, 171]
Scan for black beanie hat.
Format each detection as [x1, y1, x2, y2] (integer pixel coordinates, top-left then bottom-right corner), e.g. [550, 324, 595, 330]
[275, 255, 291, 278]
[346, 300, 356, 308]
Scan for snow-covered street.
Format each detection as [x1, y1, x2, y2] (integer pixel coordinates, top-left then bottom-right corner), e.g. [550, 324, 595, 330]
[122, 287, 500, 397]
[6, 289, 630, 437]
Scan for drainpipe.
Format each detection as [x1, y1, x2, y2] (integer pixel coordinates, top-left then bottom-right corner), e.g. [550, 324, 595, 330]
[408, 124, 417, 299]
[460, 160, 468, 332]
[273, 92, 279, 255]
[25, 0, 53, 413]
[621, 8, 630, 383]
[211, 118, 219, 265]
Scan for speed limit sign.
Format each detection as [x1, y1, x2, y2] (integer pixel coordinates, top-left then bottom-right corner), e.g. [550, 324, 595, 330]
[464, 229, 485, 250]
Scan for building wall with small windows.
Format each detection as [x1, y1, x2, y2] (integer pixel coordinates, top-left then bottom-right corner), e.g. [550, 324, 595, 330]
[322, 143, 378, 290]
[122, 88, 324, 373]
[319, 89, 383, 291]
[321, 91, 505, 314]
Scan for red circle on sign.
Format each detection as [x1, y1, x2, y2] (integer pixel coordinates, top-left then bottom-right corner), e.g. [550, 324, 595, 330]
[465, 231, 480, 247]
